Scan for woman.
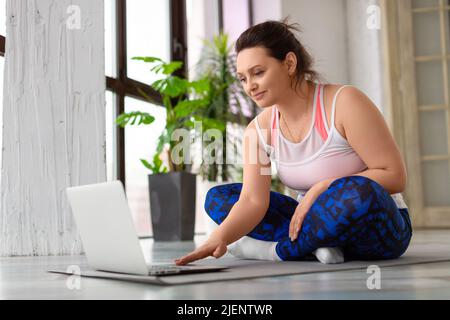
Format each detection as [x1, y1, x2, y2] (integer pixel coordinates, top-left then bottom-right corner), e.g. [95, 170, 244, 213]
[174, 19, 412, 265]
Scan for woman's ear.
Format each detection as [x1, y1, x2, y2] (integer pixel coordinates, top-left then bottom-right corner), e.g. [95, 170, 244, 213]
[285, 52, 297, 76]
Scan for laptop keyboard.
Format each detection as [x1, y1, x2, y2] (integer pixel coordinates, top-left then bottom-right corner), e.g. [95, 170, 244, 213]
[148, 265, 185, 275]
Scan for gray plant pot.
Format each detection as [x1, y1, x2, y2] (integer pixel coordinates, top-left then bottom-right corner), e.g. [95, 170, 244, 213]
[148, 171, 196, 241]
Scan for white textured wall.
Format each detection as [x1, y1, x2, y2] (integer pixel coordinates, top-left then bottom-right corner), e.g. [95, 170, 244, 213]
[252, 0, 384, 111]
[281, 0, 349, 84]
[0, 0, 105, 256]
[252, 0, 282, 24]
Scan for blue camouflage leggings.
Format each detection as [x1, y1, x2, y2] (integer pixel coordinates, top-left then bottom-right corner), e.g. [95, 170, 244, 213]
[204, 176, 413, 261]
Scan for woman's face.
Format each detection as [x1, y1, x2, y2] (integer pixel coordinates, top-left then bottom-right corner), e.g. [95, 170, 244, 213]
[236, 47, 294, 108]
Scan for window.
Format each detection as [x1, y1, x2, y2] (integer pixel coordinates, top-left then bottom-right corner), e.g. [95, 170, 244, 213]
[106, 0, 187, 183]
[124, 97, 167, 236]
[220, 0, 253, 43]
[186, 0, 220, 78]
[126, 0, 171, 85]
[105, 90, 116, 182]
[219, 0, 256, 117]
[105, 0, 255, 237]
[106, 0, 187, 237]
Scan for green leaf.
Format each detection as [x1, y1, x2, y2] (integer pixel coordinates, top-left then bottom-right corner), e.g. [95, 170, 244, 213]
[189, 78, 211, 95]
[140, 159, 155, 171]
[115, 111, 155, 127]
[155, 129, 172, 154]
[150, 64, 165, 74]
[133, 57, 183, 76]
[153, 154, 162, 167]
[140, 153, 168, 174]
[156, 137, 165, 154]
[115, 113, 129, 127]
[183, 119, 195, 129]
[151, 77, 189, 98]
[162, 61, 183, 75]
[153, 153, 168, 173]
[174, 99, 207, 118]
[132, 56, 163, 63]
[213, 33, 229, 55]
[202, 117, 226, 132]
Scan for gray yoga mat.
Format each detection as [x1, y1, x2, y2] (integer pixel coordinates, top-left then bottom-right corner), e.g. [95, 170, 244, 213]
[48, 243, 450, 286]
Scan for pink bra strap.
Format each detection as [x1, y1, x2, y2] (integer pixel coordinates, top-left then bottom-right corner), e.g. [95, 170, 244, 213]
[314, 84, 328, 142]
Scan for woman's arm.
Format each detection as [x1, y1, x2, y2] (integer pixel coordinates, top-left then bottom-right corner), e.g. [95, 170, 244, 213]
[288, 86, 408, 241]
[214, 120, 272, 244]
[304, 86, 407, 196]
[174, 120, 272, 265]
[331, 86, 407, 194]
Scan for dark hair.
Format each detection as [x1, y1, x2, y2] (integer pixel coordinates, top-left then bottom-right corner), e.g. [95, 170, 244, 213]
[235, 17, 321, 94]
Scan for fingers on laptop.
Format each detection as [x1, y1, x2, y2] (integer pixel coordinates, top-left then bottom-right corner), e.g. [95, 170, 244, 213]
[175, 252, 196, 265]
[175, 249, 207, 265]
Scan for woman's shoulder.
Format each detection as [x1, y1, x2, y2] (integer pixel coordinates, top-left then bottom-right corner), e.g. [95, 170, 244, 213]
[322, 83, 352, 96]
[321, 83, 365, 139]
[246, 107, 272, 131]
[323, 83, 364, 101]
[247, 107, 274, 146]
[322, 83, 368, 116]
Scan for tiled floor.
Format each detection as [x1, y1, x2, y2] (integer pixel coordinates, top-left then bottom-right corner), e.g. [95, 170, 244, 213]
[0, 230, 449, 299]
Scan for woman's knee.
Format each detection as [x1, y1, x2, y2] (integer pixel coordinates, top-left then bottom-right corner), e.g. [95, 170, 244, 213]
[329, 175, 380, 191]
[205, 183, 242, 204]
[204, 183, 242, 216]
[327, 175, 383, 204]
[312, 175, 382, 223]
[332, 176, 400, 217]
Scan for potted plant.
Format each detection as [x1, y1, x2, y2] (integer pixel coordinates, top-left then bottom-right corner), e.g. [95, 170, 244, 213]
[116, 56, 222, 241]
[189, 34, 254, 228]
[193, 33, 254, 182]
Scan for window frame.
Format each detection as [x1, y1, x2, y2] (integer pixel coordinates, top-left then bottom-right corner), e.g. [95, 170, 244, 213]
[218, 0, 256, 117]
[106, 0, 188, 188]
[0, 35, 4, 57]
[108, 0, 255, 189]
[218, 0, 254, 30]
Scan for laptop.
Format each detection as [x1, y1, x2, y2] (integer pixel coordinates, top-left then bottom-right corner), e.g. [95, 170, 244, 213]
[65, 180, 228, 277]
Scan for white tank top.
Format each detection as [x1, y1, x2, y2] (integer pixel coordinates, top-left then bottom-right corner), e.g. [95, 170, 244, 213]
[254, 83, 408, 209]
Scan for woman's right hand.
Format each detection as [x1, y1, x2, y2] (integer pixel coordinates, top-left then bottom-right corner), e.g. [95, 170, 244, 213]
[174, 231, 228, 266]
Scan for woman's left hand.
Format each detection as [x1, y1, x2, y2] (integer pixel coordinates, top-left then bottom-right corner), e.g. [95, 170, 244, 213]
[174, 230, 228, 266]
[289, 180, 331, 242]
